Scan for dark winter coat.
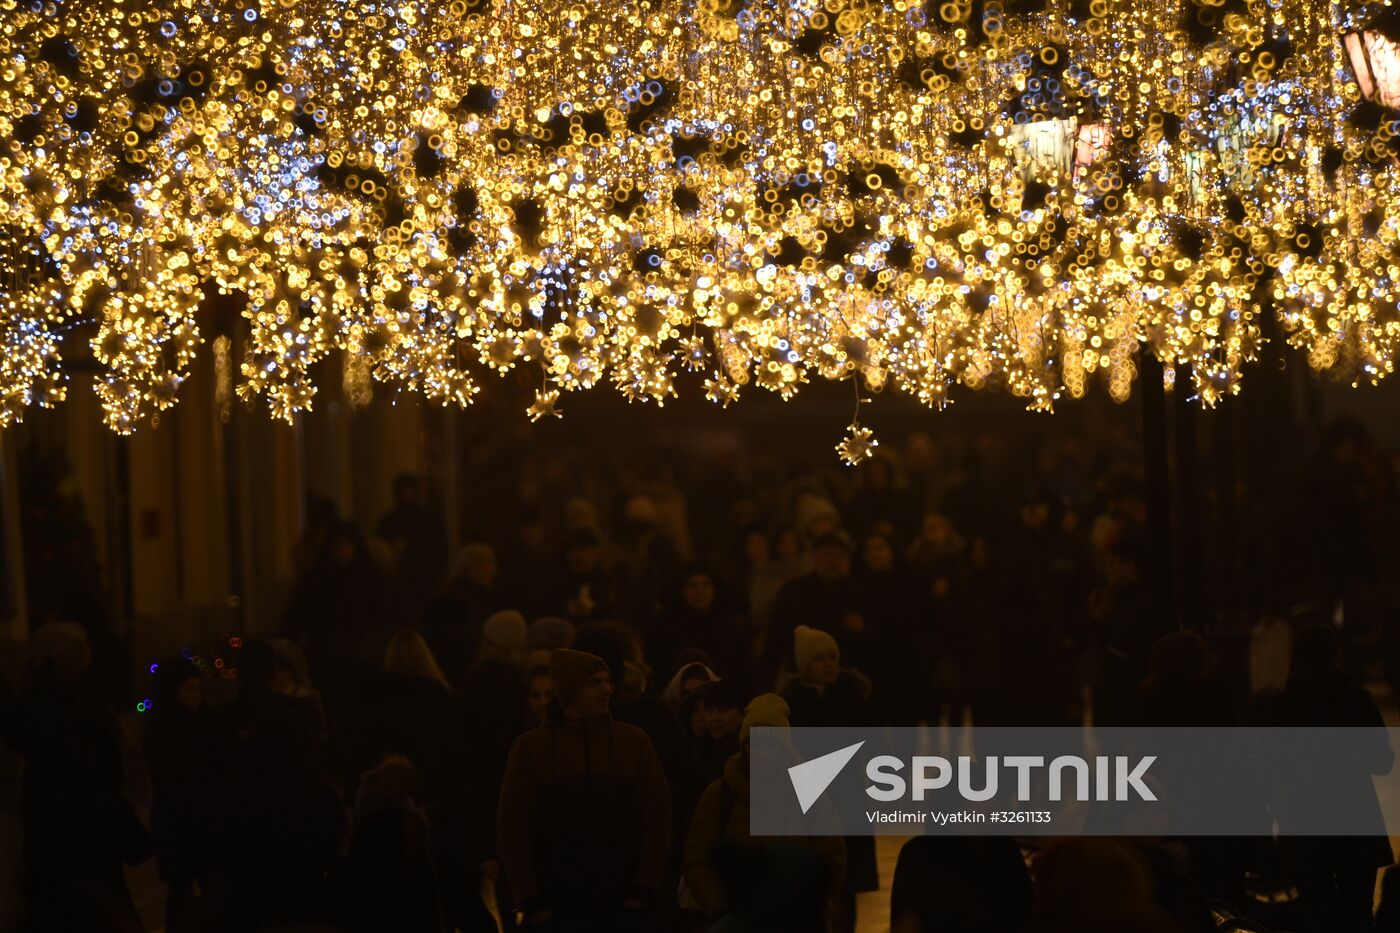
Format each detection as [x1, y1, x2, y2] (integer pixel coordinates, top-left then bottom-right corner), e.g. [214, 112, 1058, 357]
[780, 671, 880, 895]
[204, 687, 347, 929]
[647, 605, 753, 690]
[1265, 667, 1394, 871]
[327, 803, 446, 933]
[765, 572, 863, 677]
[496, 704, 673, 916]
[683, 752, 845, 924]
[347, 673, 468, 811]
[144, 704, 213, 883]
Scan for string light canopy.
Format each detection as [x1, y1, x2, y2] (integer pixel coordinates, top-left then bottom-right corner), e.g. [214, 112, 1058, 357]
[2, 0, 1400, 463]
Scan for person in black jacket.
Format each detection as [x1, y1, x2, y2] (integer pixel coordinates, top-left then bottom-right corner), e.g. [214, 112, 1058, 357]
[3, 622, 152, 933]
[328, 756, 446, 933]
[779, 626, 879, 933]
[203, 641, 346, 932]
[646, 564, 752, 689]
[421, 543, 508, 683]
[143, 656, 212, 932]
[852, 532, 928, 724]
[281, 522, 400, 712]
[1264, 623, 1394, 933]
[764, 531, 864, 684]
[888, 836, 1032, 933]
[350, 628, 496, 933]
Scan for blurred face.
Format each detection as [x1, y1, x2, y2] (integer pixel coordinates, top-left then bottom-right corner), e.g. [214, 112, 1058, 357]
[527, 674, 554, 721]
[682, 572, 716, 612]
[922, 514, 951, 546]
[395, 480, 421, 508]
[1118, 496, 1148, 526]
[520, 523, 545, 551]
[332, 534, 358, 564]
[566, 670, 612, 719]
[1061, 509, 1080, 535]
[467, 550, 498, 588]
[567, 543, 600, 574]
[689, 702, 707, 736]
[704, 703, 743, 740]
[805, 648, 841, 686]
[1106, 553, 1139, 587]
[863, 536, 894, 573]
[813, 544, 849, 580]
[744, 530, 769, 564]
[177, 676, 203, 712]
[1020, 502, 1051, 530]
[775, 530, 801, 561]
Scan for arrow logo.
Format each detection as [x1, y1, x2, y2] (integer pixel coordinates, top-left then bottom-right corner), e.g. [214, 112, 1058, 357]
[788, 741, 866, 814]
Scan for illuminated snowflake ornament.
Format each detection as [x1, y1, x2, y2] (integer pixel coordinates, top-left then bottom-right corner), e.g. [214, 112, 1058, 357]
[704, 375, 740, 408]
[836, 423, 879, 467]
[527, 387, 563, 422]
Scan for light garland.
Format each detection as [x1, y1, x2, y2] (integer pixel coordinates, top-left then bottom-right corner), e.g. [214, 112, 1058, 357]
[2, 0, 1400, 457]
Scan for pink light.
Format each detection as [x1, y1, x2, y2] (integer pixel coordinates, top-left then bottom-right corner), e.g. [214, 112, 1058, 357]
[1074, 123, 1113, 182]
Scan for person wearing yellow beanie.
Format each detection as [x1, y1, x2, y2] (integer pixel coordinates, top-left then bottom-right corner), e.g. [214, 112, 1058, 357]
[793, 624, 840, 684]
[683, 692, 846, 924]
[782, 628, 879, 933]
[739, 692, 790, 744]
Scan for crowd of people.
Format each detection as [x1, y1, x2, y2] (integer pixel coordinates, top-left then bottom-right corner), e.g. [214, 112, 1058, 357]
[5, 413, 1400, 933]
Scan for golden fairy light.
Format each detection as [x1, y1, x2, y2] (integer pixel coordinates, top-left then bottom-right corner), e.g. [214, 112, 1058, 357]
[1, 0, 1399, 459]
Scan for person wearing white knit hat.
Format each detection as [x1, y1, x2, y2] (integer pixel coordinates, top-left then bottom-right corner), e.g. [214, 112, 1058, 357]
[481, 609, 527, 652]
[793, 624, 841, 687]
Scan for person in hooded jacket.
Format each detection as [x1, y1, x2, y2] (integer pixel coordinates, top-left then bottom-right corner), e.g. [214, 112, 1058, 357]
[143, 656, 213, 931]
[779, 626, 879, 933]
[496, 648, 672, 933]
[662, 660, 719, 715]
[572, 622, 698, 920]
[573, 626, 693, 788]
